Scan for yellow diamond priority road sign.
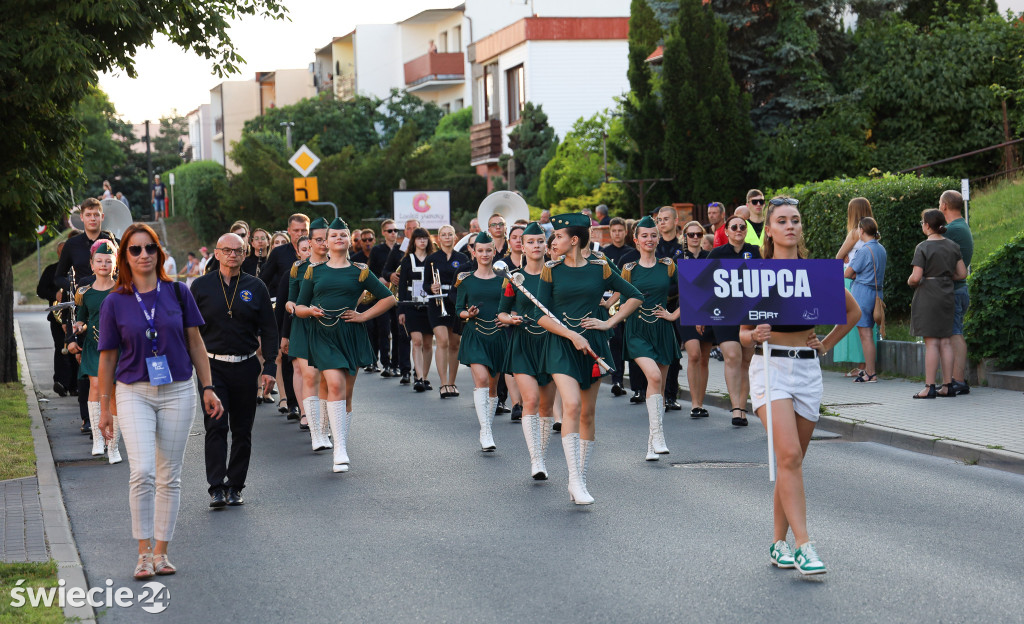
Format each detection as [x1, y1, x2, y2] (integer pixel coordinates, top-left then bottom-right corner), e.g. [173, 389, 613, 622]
[288, 144, 321, 177]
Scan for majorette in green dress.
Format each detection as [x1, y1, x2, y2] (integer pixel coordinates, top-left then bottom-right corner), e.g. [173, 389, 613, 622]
[287, 258, 317, 361]
[455, 271, 508, 377]
[537, 258, 643, 389]
[74, 285, 114, 377]
[497, 268, 551, 386]
[297, 262, 394, 374]
[620, 258, 682, 366]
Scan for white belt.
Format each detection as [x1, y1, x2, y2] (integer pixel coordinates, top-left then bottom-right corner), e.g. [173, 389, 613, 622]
[208, 350, 258, 363]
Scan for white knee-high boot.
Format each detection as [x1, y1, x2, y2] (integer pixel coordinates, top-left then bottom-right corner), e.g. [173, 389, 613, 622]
[562, 433, 593, 505]
[320, 399, 332, 446]
[538, 416, 553, 473]
[646, 394, 669, 459]
[326, 401, 348, 472]
[305, 397, 326, 451]
[579, 438, 595, 500]
[107, 413, 122, 464]
[521, 414, 547, 480]
[473, 389, 495, 450]
[88, 402, 105, 456]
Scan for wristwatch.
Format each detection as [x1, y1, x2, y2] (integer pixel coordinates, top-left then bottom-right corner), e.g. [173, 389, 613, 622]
[202, 385, 216, 393]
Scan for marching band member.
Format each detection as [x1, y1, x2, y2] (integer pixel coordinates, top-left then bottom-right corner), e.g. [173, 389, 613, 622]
[620, 216, 681, 461]
[537, 213, 643, 505]
[68, 240, 122, 462]
[740, 197, 858, 575]
[497, 222, 556, 479]
[423, 225, 468, 398]
[397, 228, 437, 393]
[295, 218, 397, 473]
[501, 224, 526, 420]
[455, 232, 509, 451]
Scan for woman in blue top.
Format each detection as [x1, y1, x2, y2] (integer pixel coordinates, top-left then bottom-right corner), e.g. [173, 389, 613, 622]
[845, 217, 887, 383]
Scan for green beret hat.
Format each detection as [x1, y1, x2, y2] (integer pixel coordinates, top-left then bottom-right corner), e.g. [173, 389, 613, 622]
[309, 217, 329, 231]
[636, 215, 657, 229]
[550, 213, 591, 230]
[328, 217, 348, 231]
[522, 222, 544, 236]
[94, 241, 117, 255]
[474, 231, 493, 245]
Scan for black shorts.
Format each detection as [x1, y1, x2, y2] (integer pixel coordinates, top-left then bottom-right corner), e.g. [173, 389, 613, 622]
[711, 325, 740, 345]
[402, 305, 432, 335]
[428, 303, 462, 335]
[680, 325, 714, 345]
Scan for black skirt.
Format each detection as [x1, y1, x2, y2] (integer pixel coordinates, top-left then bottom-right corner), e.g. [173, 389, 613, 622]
[402, 305, 432, 334]
[427, 302, 462, 335]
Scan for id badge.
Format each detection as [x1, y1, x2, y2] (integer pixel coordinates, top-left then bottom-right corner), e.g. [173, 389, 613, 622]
[146, 355, 173, 386]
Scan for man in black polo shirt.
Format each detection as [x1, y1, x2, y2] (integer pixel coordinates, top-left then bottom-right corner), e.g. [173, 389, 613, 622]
[601, 217, 640, 397]
[370, 220, 399, 377]
[192, 233, 279, 508]
[383, 218, 417, 384]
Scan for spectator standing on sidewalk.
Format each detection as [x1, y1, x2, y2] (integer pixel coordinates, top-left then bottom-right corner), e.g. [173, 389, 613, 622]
[939, 190, 973, 395]
[845, 217, 887, 383]
[190, 233, 278, 508]
[834, 198, 876, 377]
[908, 209, 967, 399]
[151, 175, 167, 219]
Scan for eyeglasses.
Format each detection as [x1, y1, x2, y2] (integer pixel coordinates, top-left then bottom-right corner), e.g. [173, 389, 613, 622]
[728, 224, 747, 232]
[217, 247, 245, 256]
[128, 243, 159, 257]
[312, 237, 327, 244]
[768, 197, 799, 206]
[489, 223, 505, 229]
[384, 229, 399, 234]
[749, 198, 765, 205]
[686, 232, 703, 238]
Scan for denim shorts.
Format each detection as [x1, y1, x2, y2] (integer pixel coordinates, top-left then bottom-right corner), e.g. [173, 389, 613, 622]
[953, 286, 969, 336]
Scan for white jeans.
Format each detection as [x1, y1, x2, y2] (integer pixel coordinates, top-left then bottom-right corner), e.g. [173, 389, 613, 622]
[116, 379, 196, 541]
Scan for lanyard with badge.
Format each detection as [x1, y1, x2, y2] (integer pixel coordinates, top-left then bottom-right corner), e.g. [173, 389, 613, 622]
[133, 282, 173, 385]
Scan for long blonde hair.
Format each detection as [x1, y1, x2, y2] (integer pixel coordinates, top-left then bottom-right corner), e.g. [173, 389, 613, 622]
[760, 197, 808, 259]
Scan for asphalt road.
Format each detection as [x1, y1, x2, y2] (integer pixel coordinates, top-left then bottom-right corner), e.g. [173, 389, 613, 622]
[17, 312, 1024, 623]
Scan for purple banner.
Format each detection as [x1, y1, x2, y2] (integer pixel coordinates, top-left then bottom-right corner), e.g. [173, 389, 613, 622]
[676, 259, 847, 325]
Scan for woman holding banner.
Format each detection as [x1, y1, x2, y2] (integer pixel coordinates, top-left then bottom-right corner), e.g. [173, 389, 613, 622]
[620, 216, 680, 461]
[679, 220, 714, 419]
[741, 197, 858, 576]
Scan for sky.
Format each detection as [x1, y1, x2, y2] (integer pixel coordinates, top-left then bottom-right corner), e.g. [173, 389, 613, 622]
[99, 0, 458, 123]
[100, 0, 1024, 124]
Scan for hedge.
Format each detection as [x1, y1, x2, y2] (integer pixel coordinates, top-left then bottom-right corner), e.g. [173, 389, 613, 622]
[964, 231, 1024, 368]
[772, 173, 957, 314]
[166, 161, 230, 243]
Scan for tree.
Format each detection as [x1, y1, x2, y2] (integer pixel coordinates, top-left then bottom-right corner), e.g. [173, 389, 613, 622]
[902, 0, 998, 29]
[502, 102, 557, 206]
[661, 0, 751, 204]
[0, 0, 287, 383]
[538, 109, 628, 208]
[152, 114, 191, 175]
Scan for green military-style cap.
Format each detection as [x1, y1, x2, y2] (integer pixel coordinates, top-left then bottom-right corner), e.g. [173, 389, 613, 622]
[309, 217, 329, 231]
[328, 217, 349, 231]
[522, 222, 544, 236]
[550, 213, 591, 230]
[474, 231, 493, 245]
[93, 240, 117, 255]
[636, 215, 657, 229]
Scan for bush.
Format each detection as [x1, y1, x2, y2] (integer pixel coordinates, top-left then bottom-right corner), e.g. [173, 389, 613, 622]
[964, 231, 1024, 368]
[773, 173, 957, 314]
[167, 161, 230, 242]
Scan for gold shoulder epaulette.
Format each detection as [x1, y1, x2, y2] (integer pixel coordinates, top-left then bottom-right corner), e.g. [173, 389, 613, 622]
[659, 256, 676, 277]
[541, 257, 562, 283]
[621, 261, 637, 282]
[74, 285, 90, 306]
[290, 260, 303, 279]
[303, 264, 314, 280]
[454, 271, 472, 287]
[352, 262, 369, 281]
[592, 249, 606, 259]
[589, 258, 611, 279]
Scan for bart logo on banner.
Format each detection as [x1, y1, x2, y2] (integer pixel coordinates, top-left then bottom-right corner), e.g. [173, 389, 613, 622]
[677, 259, 847, 325]
[293, 177, 319, 202]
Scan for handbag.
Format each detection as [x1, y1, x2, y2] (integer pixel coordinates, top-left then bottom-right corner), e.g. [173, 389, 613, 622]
[868, 244, 886, 339]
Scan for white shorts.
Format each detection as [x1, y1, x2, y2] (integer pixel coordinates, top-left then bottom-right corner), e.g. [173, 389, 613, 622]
[749, 352, 823, 422]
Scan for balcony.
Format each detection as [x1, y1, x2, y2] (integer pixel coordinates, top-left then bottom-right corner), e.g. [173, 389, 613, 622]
[213, 117, 224, 137]
[470, 118, 503, 165]
[403, 52, 465, 92]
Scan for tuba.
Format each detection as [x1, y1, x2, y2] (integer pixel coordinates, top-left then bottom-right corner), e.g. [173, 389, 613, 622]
[477, 191, 530, 229]
[70, 198, 134, 241]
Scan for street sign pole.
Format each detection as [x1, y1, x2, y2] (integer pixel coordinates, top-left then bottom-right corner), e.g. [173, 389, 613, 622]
[169, 172, 175, 218]
[307, 201, 338, 220]
[961, 178, 970, 226]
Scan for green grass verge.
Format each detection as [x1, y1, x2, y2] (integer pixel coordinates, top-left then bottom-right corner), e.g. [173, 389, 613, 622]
[12, 233, 66, 306]
[0, 378, 36, 481]
[0, 561, 64, 623]
[967, 176, 1024, 265]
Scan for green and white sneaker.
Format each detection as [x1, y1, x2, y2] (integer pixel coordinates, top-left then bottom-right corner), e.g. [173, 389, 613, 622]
[793, 542, 827, 575]
[769, 540, 796, 568]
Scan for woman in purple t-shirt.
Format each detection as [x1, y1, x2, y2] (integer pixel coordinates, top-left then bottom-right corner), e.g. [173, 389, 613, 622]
[96, 223, 223, 580]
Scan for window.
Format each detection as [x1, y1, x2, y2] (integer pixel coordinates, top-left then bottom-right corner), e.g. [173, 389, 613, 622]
[455, 98, 464, 111]
[506, 64, 525, 124]
[474, 77, 486, 121]
[438, 31, 447, 53]
[442, 102, 451, 114]
[452, 26, 462, 52]
[484, 63, 497, 121]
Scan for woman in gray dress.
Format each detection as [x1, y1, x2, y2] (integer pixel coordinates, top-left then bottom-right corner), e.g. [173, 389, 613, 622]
[908, 209, 967, 399]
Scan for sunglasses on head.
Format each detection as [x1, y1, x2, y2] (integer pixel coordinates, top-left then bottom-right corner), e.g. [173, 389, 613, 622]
[128, 243, 159, 257]
[769, 197, 799, 206]
[749, 198, 765, 205]
[729, 223, 747, 232]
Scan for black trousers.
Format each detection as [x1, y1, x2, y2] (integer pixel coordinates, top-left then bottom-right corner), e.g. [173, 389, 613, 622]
[609, 324, 625, 386]
[280, 355, 298, 410]
[204, 357, 260, 493]
[49, 320, 77, 389]
[388, 308, 411, 374]
[375, 308, 393, 369]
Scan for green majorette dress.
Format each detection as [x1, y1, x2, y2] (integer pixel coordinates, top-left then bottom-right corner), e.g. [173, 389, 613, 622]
[498, 268, 551, 386]
[287, 258, 317, 361]
[455, 272, 509, 377]
[297, 262, 395, 374]
[620, 258, 682, 366]
[537, 258, 643, 389]
[74, 285, 114, 377]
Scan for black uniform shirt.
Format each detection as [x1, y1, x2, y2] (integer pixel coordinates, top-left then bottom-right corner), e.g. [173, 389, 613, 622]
[369, 242, 393, 277]
[54, 229, 115, 291]
[260, 243, 299, 295]
[190, 271, 279, 377]
[655, 236, 684, 261]
[707, 243, 761, 260]
[601, 243, 640, 269]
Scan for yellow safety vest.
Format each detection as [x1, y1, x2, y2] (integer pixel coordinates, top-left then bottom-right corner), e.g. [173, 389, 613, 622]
[744, 220, 765, 247]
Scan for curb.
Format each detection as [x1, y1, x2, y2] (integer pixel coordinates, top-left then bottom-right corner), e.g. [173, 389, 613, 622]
[15, 319, 97, 623]
[609, 375, 1024, 475]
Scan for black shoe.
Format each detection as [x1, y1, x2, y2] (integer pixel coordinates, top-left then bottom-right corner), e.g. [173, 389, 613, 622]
[690, 407, 702, 419]
[53, 381, 68, 397]
[400, 372, 411, 385]
[552, 421, 561, 432]
[226, 488, 244, 506]
[422, 379, 432, 391]
[610, 383, 626, 397]
[938, 383, 957, 398]
[629, 391, 644, 404]
[380, 368, 394, 378]
[511, 403, 522, 421]
[496, 402, 510, 414]
[665, 399, 682, 411]
[288, 406, 301, 421]
[81, 421, 92, 436]
[69, 385, 78, 397]
[210, 489, 227, 509]
[710, 347, 724, 362]
[912, 384, 937, 399]
[731, 408, 749, 426]
[699, 408, 709, 418]
[298, 416, 310, 431]
[951, 379, 970, 395]
[413, 378, 425, 392]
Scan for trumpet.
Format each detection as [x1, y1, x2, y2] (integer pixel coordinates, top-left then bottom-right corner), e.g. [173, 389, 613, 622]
[433, 267, 449, 317]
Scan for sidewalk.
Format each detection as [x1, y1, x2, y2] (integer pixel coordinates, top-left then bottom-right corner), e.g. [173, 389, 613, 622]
[638, 357, 1024, 474]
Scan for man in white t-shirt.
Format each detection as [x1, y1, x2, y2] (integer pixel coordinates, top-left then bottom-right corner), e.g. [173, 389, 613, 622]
[163, 248, 178, 281]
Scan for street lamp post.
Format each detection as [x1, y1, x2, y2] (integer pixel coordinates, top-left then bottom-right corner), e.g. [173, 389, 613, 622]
[280, 121, 295, 151]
